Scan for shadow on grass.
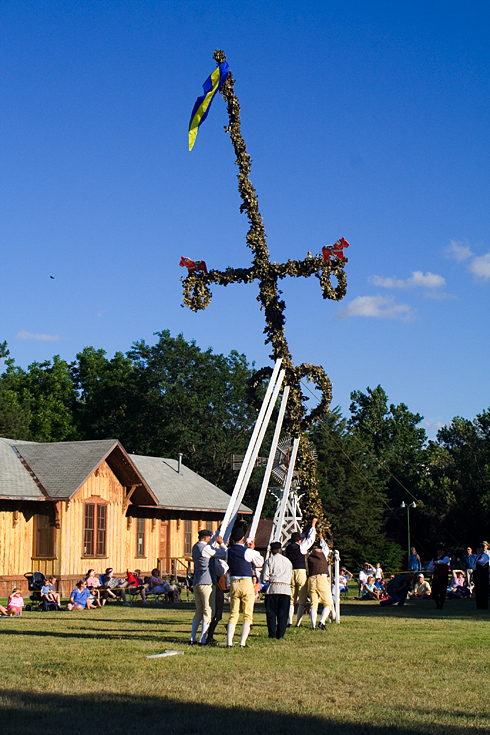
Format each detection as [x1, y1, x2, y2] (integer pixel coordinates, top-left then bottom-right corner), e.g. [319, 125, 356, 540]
[340, 599, 488, 620]
[2, 689, 488, 735]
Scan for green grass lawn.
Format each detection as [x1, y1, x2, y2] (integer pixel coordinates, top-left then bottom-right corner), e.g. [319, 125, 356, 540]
[1, 596, 489, 735]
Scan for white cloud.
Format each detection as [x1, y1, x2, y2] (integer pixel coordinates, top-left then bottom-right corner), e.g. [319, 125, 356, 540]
[338, 295, 413, 320]
[445, 240, 473, 261]
[369, 271, 445, 289]
[17, 330, 60, 342]
[468, 252, 490, 280]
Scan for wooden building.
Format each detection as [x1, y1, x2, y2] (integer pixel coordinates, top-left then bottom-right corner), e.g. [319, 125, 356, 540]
[0, 437, 249, 596]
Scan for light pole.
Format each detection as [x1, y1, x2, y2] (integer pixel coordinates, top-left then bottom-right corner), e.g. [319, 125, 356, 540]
[401, 501, 416, 570]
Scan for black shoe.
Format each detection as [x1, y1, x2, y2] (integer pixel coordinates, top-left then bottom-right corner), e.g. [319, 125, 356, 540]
[318, 623, 326, 630]
[286, 623, 291, 628]
[188, 640, 197, 645]
[240, 644, 249, 648]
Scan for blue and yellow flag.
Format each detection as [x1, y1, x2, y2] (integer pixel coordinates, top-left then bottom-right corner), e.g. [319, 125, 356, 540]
[188, 61, 230, 151]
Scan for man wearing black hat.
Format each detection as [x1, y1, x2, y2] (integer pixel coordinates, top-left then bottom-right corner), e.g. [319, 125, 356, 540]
[285, 517, 317, 626]
[260, 542, 293, 639]
[226, 526, 264, 647]
[428, 546, 450, 610]
[190, 529, 226, 645]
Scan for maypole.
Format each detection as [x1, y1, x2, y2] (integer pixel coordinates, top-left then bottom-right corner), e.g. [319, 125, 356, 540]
[182, 49, 349, 541]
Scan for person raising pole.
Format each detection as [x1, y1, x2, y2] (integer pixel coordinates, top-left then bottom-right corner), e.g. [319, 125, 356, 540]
[285, 517, 318, 627]
[226, 525, 264, 648]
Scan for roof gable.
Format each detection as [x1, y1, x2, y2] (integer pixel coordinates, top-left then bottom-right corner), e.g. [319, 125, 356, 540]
[1, 439, 157, 505]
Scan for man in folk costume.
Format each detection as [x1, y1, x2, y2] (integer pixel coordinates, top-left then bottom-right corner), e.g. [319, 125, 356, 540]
[473, 543, 490, 610]
[306, 534, 335, 630]
[226, 526, 264, 648]
[285, 517, 318, 627]
[206, 556, 229, 645]
[428, 546, 450, 610]
[260, 541, 293, 639]
[190, 529, 226, 645]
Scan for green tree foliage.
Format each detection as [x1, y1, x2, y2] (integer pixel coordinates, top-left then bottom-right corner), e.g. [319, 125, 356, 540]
[0, 350, 77, 442]
[71, 332, 258, 495]
[348, 386, 430, 561]
[311, 411, 403, 571]
[422, 411, 490, 549]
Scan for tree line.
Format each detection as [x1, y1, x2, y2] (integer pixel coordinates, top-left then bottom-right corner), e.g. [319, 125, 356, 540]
[1, 334, 489, 571]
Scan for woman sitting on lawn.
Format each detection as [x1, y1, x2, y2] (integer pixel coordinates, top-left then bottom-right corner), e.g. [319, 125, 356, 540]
[361, 575, 380, 600]
[67, 580, 99, 611]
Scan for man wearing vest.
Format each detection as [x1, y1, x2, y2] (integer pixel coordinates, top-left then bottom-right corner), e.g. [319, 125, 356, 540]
[226, 526, 264, 648]
[428, 546, 450, 609]
[190, 529, 226, 645]
[260, 541, 293, 639]
[307, 534, 334, 629]
[473, 543, 490, 610]
[285, 517, 317, 627]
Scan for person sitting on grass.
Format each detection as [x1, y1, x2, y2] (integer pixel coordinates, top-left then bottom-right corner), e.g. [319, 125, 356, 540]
[101, 568, 130, 605]
[126, 569, 147, 603]
[5, 589, 24, 616]
[411, 573, 431, 598]
[447, 570, 471, 599]
[358, 562, 375, 594]
[166, 578, 180, 603]
[67, 580, 99, 611]
[361, 575, 380, 600]
[84, 569, 102, 606]
[41, 576, 62, 609]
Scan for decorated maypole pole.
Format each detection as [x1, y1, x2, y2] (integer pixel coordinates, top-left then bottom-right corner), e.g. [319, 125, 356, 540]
[182, 50, 349, 539]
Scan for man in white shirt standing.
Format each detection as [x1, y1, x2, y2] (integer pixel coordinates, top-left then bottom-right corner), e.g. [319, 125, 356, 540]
[261, 541, 293, 639]
[226, 526, 264, 648]
[285, 517, 317, 627]
[190, 529, 226, 645]
[307, 535, 334, 629]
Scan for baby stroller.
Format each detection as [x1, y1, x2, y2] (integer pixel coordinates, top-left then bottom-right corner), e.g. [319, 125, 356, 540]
[24, 571, 59, 611]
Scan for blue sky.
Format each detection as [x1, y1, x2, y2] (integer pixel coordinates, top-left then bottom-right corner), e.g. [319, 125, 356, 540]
[1, 1, 489, 438]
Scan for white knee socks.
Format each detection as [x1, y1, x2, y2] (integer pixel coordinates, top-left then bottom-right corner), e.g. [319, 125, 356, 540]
[240, 621, 251, 646]
[227, 622, 236, 646]
[310, 608, 317, 629]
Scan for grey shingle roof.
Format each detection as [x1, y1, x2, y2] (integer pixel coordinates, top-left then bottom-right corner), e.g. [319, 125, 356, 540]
[129, 454, 251, 513]
[0, 438, 45, 500]
[0, 439, 157, 504]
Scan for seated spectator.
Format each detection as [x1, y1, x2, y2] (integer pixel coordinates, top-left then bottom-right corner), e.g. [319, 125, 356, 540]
[6, 589, 24, 616]
[166, 578, 180, 603]
[358, 562, 375, 594]
[84, 569, 102, 606]
[361, 575, 380, 600]
[339, 568, 352, 594]
[146, 568, 170, 598]
[41, 576, 62, 609]
[101, 568, 130, 605]
[67, 580, 98, 611]
[447, 570, 471, 598]
[412, 573, 431, 598]
[126, 569, 147, 603]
